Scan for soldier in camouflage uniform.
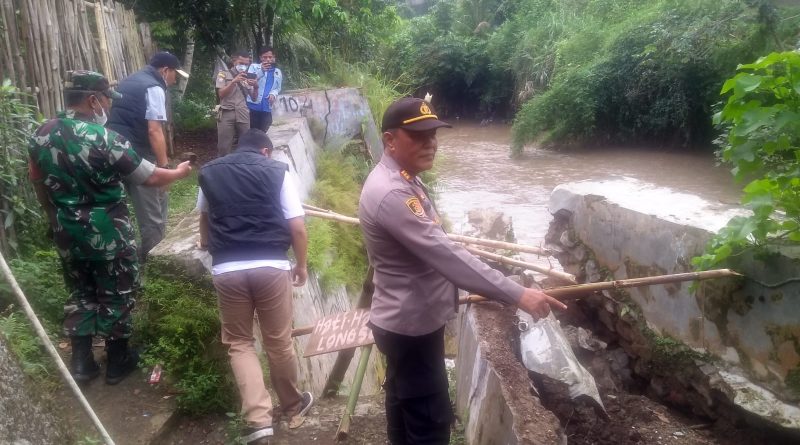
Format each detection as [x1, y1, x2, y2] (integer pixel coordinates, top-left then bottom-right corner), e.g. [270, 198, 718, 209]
[28, 71, 193, 384]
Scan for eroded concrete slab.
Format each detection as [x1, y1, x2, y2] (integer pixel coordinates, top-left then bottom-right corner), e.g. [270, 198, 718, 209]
[547, 178, 800, 434]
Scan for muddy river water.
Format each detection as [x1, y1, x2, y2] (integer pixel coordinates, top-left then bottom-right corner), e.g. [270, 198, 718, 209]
[434, 122, 741, 255]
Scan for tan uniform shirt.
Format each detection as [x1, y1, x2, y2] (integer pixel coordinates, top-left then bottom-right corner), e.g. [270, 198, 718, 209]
[358, 155, 524, 336]
[215, 69, 251, 122]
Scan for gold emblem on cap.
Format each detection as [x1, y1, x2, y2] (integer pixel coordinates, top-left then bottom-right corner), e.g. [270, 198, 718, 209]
[420, 103, 431, 115]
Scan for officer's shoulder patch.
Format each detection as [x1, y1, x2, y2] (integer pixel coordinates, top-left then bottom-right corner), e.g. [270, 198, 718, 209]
[217, 71, 226, 78]
[405, 197, 426, 218]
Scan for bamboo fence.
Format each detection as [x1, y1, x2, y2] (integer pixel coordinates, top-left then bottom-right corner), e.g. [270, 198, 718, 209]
[0, 0, 155, 117]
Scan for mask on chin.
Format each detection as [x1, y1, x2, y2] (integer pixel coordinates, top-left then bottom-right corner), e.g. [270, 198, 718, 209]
[92, 102, 108, 126]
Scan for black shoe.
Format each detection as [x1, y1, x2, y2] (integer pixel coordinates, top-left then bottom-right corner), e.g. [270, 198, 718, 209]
[241, 426, 273, 444]
[70, 336, 100, 383]
[105, 338, 139, 385]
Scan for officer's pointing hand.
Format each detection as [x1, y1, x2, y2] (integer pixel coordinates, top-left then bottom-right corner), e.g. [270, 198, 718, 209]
[517, 288, 567, 321]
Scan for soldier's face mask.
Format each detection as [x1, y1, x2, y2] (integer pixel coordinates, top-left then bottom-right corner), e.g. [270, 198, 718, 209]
[90, 95, 108, 126]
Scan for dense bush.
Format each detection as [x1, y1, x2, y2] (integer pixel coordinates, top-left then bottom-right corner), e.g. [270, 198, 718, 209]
[0, 81, 43, 255]
[173, 94, 216, 132]
[387, 0, 800, 150]
[694, 51, 800, 270]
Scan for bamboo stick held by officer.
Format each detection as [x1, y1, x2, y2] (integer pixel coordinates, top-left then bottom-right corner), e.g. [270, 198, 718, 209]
[358, 97, 566, 445]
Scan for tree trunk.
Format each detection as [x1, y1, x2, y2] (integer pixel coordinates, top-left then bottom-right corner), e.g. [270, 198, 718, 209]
[177, 28, 195, 100]
[264, 4, 274, 48]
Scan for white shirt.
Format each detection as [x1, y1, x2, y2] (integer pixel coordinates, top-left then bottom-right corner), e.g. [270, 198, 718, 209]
[197, 170, 304, 275]
[145, 86, 167, 121]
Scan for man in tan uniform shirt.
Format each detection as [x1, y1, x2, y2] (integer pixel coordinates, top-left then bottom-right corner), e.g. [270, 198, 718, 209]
[216, 51, 256, 156]
[359, 97, 567, 444]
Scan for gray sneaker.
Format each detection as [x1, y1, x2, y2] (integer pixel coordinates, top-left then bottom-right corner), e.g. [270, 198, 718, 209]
[298, 391, 314, 417]
[241, 426, 273, 444]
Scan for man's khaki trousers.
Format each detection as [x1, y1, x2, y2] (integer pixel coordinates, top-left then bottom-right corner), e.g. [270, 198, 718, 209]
[212, 266, 304, 428]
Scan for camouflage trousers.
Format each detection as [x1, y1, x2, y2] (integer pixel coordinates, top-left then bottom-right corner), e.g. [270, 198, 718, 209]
[61, 254, 138, 339]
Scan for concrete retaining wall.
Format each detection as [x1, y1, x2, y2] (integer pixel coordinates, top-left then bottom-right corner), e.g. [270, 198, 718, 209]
[272, 88, 383, 161]
[546, 178, 800, 431]
[456, 305, 565, 444]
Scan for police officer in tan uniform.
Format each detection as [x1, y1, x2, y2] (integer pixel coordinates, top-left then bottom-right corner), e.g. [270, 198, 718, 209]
[216, 51, 256, 156]
[359, 97, 567, 444]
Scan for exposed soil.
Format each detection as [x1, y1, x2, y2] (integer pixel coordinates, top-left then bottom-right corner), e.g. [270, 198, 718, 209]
[161, 395, 389, 445]
[470, 300, 795, 445]
[173, 128, 219, 167]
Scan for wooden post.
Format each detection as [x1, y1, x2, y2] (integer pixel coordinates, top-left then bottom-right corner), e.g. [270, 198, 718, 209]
[335, 345, 373, 441]
[322, 267, 374, 397]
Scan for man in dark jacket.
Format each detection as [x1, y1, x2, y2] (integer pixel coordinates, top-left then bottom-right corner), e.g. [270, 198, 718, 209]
[197, 129, 313, 444]
[108, 51, 189, 263]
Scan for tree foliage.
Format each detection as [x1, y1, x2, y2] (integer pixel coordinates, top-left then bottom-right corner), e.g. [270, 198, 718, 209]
[693, 51, 800, 270]
[386, 0, 800, 150]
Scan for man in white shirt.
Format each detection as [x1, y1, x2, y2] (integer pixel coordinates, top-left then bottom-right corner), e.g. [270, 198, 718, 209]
[197, 129, 313, 444]
[109, 51, 189, 263]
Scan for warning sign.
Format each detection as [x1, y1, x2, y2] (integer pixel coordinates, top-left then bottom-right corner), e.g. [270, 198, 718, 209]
[303, 308, 374, 357]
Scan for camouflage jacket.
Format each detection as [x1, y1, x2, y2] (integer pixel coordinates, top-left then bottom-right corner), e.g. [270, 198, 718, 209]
[28, 110, 155, 260]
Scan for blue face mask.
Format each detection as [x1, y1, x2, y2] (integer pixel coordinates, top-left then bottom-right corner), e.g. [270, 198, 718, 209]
[236, 64, 248, 73]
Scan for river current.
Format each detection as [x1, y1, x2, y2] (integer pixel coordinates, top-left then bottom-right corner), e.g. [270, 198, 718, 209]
[433, 122, 741, 259]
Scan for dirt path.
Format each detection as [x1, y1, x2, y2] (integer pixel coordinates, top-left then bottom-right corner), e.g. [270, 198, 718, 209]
[162, 395, 389, 445]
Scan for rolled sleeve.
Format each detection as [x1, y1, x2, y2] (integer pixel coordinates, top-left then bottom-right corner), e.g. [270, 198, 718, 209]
[376, 189, 524, 305]
[125, 159, 156, 185]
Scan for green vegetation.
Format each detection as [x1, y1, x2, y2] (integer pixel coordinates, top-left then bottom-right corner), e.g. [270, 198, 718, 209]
[173, 94, 215, 132]
[135, 260, 234, 414]
[694, 51, 800, 270]
[307, 145, 371, 292]
[0, 81, 43, 254]
[386, 0, 800, 151]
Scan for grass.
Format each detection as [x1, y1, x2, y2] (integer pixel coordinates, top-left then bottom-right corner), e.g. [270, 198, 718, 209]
[166, 171, 200, 225]
[306, 144, 371, 292]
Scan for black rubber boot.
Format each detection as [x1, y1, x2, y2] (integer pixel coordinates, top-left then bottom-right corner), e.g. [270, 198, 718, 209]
[105, 338, 139, 385]
[70, 336, 100, 383]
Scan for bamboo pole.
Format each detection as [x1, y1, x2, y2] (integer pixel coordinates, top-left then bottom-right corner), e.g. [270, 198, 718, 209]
[0, 251, 116, 445]
[463, 245, 576, 284]
[289, 269, 740, 337]
[0, 0, 17, 82]
[322, 267, 374, 397]
[93, 0, 112, 79]
[22, 0, 50, 115]
[302, 207, 567, 280]
[335, 345, 372, 441]
[302, 206, 554, 258]
[458, 269, 741, 303]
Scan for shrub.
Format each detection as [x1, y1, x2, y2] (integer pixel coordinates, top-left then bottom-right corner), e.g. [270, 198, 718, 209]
[0, 80, 43, 255]
[135, 264, 234, 414]
[173, 94, 215, 132]
[694, 51, 800, 269]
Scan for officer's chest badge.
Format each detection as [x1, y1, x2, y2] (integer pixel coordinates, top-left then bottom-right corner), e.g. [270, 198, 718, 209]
[405, 197, 426, 218]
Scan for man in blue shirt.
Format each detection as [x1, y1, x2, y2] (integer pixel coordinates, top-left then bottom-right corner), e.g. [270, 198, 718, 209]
[247, 47, 283, 132]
